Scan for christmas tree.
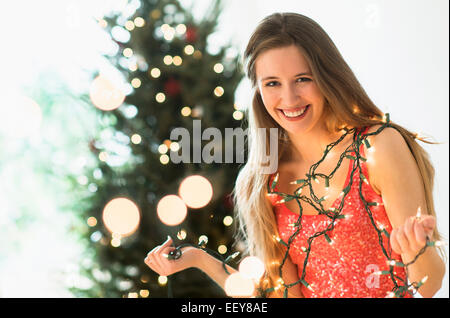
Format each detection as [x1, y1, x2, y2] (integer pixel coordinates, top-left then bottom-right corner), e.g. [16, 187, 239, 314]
[70, 0, 245, 298]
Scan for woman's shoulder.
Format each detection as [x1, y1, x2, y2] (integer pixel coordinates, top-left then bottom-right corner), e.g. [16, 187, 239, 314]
[364, 124, 408, 156]
[363, 124, 413, 194]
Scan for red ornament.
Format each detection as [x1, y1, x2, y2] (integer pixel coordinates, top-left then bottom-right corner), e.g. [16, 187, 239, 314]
[185, 26, 197, 43]
[223, 193, 234, 210]
[164, 77, 181, 96]
[88, 138, 100, 154]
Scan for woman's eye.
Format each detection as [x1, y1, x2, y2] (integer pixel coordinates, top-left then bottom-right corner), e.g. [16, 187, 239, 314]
[264, 78, 311, 87]
[296, 77, 311, 83]
[265, 81, 279, 87]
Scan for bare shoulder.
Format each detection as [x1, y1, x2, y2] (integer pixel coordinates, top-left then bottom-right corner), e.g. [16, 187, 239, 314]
[365, 124, 406, 147]
[364, 124, 413, 195]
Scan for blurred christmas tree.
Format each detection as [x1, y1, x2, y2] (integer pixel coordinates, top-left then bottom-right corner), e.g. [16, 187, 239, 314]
[71, 0, 245, 297]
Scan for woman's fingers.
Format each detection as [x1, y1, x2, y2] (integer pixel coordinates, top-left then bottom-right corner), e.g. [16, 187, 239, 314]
[389, 214, 436, 256]
[390, 227, 401, 254]
[403, 217, 414, 242]
[419, 215, 436, 237]
[156, 236, 173, 257]
[404, 217, 423, 252]
[414, 219, 427, 247]
[145, 254, 160, 273]
[396, 227, 410, 254]
[144, 237, 176, 276]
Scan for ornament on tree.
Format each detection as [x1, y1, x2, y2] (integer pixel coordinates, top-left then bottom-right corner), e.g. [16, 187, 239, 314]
[88, 138, 100, 154]
[164, 77, 181, 96]
[185, 26, 197, 43]
[223, 193, 234, 210]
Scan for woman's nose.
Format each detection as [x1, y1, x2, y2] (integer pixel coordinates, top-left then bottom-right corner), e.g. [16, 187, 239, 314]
[281, 84, 300, 107]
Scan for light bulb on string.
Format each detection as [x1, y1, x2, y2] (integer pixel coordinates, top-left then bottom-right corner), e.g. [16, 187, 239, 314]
[177, 229, 187, 240]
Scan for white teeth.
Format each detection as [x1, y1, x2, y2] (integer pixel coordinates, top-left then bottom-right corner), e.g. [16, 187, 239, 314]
[282, 106, 308, 118]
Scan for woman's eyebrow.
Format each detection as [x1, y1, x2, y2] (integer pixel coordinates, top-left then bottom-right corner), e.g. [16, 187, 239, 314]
[261, 72, 312, 81]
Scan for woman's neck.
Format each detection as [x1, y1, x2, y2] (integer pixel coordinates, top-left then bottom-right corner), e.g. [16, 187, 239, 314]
[285, 123, 344, 166]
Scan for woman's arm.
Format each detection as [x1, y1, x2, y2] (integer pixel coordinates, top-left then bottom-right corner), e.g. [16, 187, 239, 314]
[367, 126, 446, 297]
[266, 255, 303, 298]
[145, 236, 303, 297]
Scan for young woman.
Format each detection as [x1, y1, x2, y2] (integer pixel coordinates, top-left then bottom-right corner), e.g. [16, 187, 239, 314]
[144, 12, 445, 298]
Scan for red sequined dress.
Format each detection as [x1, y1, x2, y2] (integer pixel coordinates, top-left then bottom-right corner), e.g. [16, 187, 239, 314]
[268, 126, 412, 298]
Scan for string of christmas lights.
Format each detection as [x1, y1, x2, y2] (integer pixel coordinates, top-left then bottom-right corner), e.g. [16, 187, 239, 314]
[165, 113, 444, 298]
[265, 113, 443, 298]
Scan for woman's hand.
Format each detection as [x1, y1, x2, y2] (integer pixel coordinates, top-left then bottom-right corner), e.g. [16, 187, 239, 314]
[390, 212, 436, 257]
[144, 236, 201, 277]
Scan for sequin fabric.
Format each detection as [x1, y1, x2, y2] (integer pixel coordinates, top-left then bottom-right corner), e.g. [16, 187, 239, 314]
[268, 127, 411, 298]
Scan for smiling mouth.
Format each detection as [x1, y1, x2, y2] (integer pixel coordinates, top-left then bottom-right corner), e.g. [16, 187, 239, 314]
[278, 105, 310, 118]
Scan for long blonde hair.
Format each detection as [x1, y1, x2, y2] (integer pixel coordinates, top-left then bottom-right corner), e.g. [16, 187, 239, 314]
[232, 12, 444, 295]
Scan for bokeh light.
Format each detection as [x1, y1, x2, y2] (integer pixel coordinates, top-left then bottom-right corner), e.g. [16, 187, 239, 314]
[134, 17, 145, 27]
[155, 92, 166, 103]
[160, 154, 169, 164]
[224, 272, 255, 297]
[184, 45, 194, 55]
[214, 86, 224, 97]
[173, 55, 182, 66]
[233, 110, 244, 120]
[163, 55, 173, 65]
[131, 134, 141, 144]
[123, 48, 133, 57]
[218, 245, 227, 254]
[131, 78, 141, 88]
[0, 96, 43, 138]
[158, 144, 169, 154]
[156, 194, 187, 226]
[238, 256, 265, 281]
[158, 276, 168, 286]
[178, 175, 213, 209]
[102, 197, 141, 237]
[176, 24, 186, 34]
[169, 142, 180, 152]
[150, 67, 161, 78]
[87, 216, 97, 227]
[125, 20, 135, 31]
[181, 106, 191, 116]
[223, 216, 233, 226]
[213, 63, 224, 73]
[89, 75, 125, 111]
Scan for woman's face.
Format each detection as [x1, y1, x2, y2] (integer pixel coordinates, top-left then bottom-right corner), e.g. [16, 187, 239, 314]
[255, 45, 326, 135]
